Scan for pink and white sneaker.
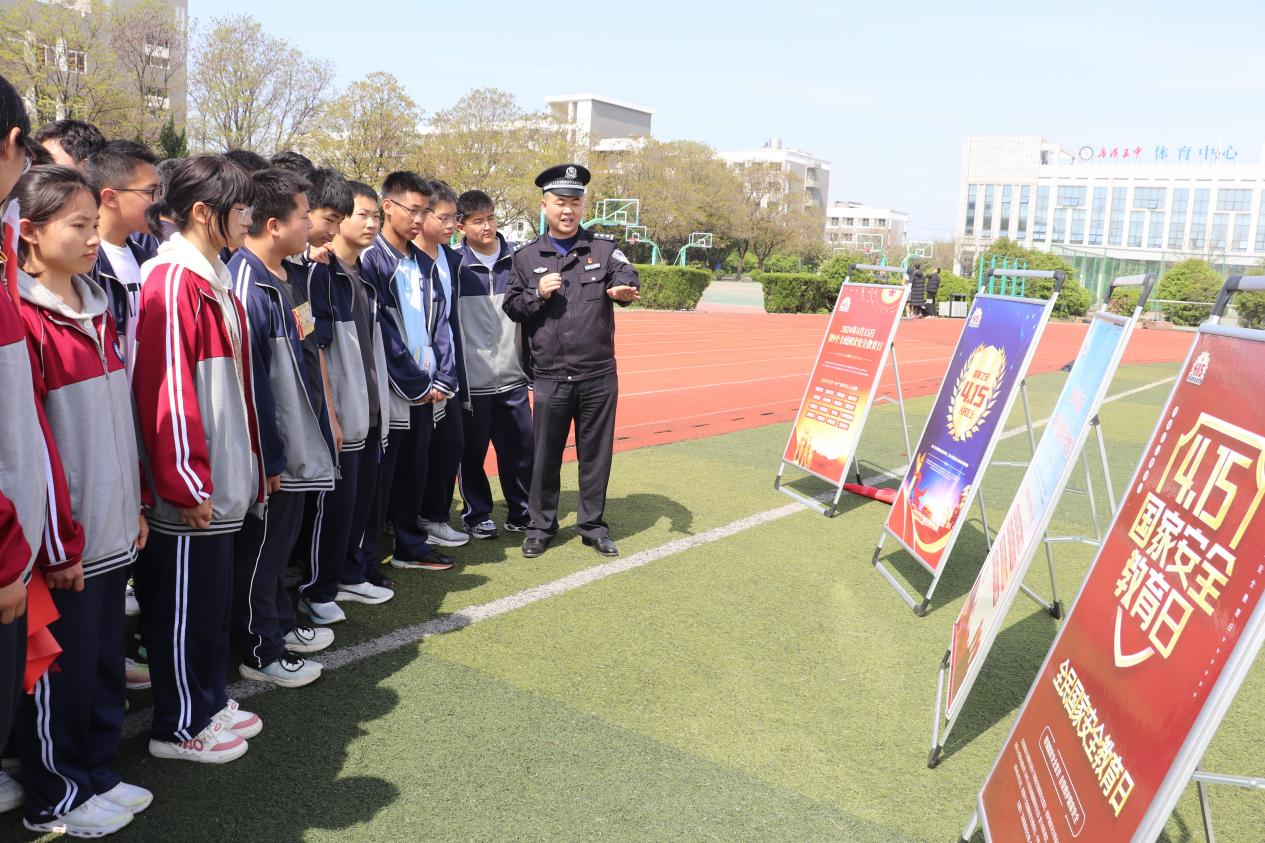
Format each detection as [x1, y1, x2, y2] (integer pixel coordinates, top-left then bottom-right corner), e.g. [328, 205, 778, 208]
[213, 699, 262, 739]
[148, 723, 247, 764]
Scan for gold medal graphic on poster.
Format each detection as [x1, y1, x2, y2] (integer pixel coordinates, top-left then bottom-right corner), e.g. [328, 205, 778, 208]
[946, 344, 1006, 442]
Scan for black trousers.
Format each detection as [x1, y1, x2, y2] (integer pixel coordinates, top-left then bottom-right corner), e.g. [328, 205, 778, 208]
[459, 387, 533, 528]
[306, 430, 380, 600]
[18, 567, 127, 823]
[0, 609, 24, 762]
[232, 492, 304, 669]
[419, 402, 464, 524]
[529, 372, 618, 541]
[362, 405, 433, 564]
[135, 531, 232, 743]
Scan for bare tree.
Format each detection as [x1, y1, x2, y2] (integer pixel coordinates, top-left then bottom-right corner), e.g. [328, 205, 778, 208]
[306, 72, 422, 185]
[107, 0, 187, 144]
[187, 14, 332, 154]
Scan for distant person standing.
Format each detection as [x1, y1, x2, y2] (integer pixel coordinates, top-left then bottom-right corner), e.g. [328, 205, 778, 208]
[504, 164, 639, 559]
[923, 268, 942, 316]
[908, 263, 926, 318]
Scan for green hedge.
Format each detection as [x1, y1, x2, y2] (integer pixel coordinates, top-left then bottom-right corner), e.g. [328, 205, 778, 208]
[1237, 291, 1265, 329]
[634, 264, 711, 310]
[932, 272, 977, 306]
[1025, 276, 1092, 319]
[754, 272, 834, 313]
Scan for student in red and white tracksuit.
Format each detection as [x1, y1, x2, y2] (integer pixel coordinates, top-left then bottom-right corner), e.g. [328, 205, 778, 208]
[12, 165, 151, 836]
[131, 155, 266, 764]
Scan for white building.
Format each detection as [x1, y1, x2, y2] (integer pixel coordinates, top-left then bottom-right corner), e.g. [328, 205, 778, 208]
[720, 139, 831, 212]
[825, 200, 907, 251]
[545, 93, 653, 152]
[956, 135, 1265, 299]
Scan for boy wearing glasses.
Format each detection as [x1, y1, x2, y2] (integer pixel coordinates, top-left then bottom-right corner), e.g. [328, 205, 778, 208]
[413, 180, 470, 548]
[359, 172, 456, 572]
[83, 140, 160, 380]
[453, 190, 533, 539]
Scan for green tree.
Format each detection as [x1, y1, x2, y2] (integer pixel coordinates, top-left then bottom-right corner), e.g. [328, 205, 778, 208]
[0, 0, 129, 132]
[307, 72, 421, 184]
[157, 114, 188, 158]
[1232, 259, 1265, 329]
[1157, 259, 1222, 326]
[188, 15, 333, 154]
[414, 88, 579, 237]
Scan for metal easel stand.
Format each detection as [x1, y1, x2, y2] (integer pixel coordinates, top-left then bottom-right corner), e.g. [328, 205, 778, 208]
[959, 810, 979, 843]
[775, 343, 913, 518]
[1194, 766, 1265, 843]
[873, 379, 1037, 618]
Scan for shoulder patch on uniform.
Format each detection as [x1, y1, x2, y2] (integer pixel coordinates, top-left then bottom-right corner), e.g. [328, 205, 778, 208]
[611, 249, 630, 265]
[593, 232, 616, 240]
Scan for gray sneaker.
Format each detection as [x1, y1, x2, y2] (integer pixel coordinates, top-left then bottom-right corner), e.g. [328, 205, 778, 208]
[421, 519, 470, 547]
[467, 519, 498, 540]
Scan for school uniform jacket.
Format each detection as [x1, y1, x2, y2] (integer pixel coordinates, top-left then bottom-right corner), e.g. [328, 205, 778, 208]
[228, 247, 336, 492]
[18, 272, 141, 578]
[421, 242, 466, 419]
[455, 234, 529, 398]
[88, 232, 156, 375]
[132, 233, 267, 535]
[307, 255, 391, 453]
[359, 234, 455, 429]
[0, 219, 82, 587]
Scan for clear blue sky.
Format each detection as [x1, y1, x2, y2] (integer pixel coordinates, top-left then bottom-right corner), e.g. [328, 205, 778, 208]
[188, 0, 1265, 240]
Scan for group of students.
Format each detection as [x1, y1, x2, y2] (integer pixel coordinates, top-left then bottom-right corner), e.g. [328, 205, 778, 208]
[0, 73, 543, 837]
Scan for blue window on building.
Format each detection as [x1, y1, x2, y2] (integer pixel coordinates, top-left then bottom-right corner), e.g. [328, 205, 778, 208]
[1108, 187, 1126, 246]
[964, 184, 977, 236]
[1052, 207, 1068, 243]
[982, 185, 994, 236]
[1089, 186, 1107, 245]
[1128, 211, 1145, 247]
[1018, 185, 1030, 238]
[1216, 188, 1252, 212]
[1211, 213, 1229, 249]
[1148, 212, 1165, 248]
[999, 185, 1012, 238]
[1033, 185, 1049, 241]
[1056, 185, 1087, 207]
[1169, 188, 1188, 250]
[1233, 214, 1250, 251]
[1070, 208, 1086, 244]
[1189, 189, 1210, 250]
[1133, 187, 1166, 209]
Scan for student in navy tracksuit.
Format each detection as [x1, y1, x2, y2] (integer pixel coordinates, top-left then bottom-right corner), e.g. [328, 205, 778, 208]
[358, 171, 456, 572]
[304, 180, 395, 615]
[132, 155, 266, 765]
[82, 140, 159, 381]
[413, 180, 470, 548]
[12, 165, 149, 836]
[453, 190, 533, 538]
[228, 167, 337, 688]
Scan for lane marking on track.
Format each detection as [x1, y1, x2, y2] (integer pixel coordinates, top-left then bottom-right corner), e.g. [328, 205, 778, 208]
[119, 373, 1177, 739]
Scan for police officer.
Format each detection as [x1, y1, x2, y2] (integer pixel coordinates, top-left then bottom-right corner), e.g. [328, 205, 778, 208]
[504, 164, 639, 558]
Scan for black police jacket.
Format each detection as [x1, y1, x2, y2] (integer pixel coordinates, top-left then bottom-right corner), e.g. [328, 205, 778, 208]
[503, 229, 639, 382]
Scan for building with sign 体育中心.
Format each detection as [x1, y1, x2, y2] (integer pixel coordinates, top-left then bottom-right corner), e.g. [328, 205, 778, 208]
[955, 135, 1265, 302]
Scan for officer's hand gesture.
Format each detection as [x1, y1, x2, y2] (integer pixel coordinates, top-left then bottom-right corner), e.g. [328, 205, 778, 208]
[607, 285, 639, 303]
[538, 272, 563, 299]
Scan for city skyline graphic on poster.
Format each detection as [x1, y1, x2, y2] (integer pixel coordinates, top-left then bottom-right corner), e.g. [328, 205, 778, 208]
[885, 295, 1048, 573]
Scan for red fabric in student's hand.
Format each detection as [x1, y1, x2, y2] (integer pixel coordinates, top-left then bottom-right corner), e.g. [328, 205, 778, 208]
[2, 219, 18, 304]
[23, 573, 61, 692]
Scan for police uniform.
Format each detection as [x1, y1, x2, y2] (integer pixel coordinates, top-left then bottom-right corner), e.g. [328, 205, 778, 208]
[503, 164, 639, 556]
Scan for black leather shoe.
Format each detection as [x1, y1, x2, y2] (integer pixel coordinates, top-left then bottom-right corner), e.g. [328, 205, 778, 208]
[582, 536, 619, 557]
[521, 537, 551, 558]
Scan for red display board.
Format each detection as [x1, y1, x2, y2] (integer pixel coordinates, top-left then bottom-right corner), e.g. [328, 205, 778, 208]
[782, 282, 907, 486]
[977, 328, 1265, 842]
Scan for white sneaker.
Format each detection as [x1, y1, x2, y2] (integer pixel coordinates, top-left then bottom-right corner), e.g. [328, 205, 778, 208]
[124, 657, 151, 690]
[149, 723, 247, 764]
[0, 770, 22, 813]
[283, 625, 334, 654]
[124, 583, 140, 617]
[213, 699, 262, 738]
[336, 580, 394, 604]
[98, 781, 153, 814]
[299, 598, 346, 625]
[23, 794, 133, 836]
[239, 653, 322, 688]
[421, 519, 470, 547]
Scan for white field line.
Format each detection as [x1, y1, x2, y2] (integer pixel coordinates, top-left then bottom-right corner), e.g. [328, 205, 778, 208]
[120, 374, 1176, 739]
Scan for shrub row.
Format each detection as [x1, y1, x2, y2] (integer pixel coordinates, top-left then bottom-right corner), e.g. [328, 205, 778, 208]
[633, 264, 711, 310]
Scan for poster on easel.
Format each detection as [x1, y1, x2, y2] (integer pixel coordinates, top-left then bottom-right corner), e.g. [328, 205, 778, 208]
[968, 284, 1265, 842]
[937, 279, 1151, 765]
[880, 288, 1054, 590]
[776, 278, 908, 515]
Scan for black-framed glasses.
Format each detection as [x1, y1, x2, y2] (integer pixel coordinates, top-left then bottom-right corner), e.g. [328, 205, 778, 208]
[386, 197, 432, 221]
[112, 186, 162, 202]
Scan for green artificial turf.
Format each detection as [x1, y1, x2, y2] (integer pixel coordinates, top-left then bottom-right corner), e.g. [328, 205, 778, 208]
[6, 361, 1263, 841]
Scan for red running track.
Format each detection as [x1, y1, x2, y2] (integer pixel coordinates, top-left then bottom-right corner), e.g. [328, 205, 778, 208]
[606, 311, 1193, 455]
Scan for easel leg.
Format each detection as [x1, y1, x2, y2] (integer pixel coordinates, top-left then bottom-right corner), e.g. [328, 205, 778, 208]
[976, 487, 993, 549]
[890, 344, 914, 460]
[827, 484, 845, 518]
[1093, 416, 1118, 514]
[1197, 770, 1216, 843]
[959, 810, 980, 843]
[930, 650, 949, 768]
[1020, 379, 1037, 456]
[1083, 445, 1103, 543]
